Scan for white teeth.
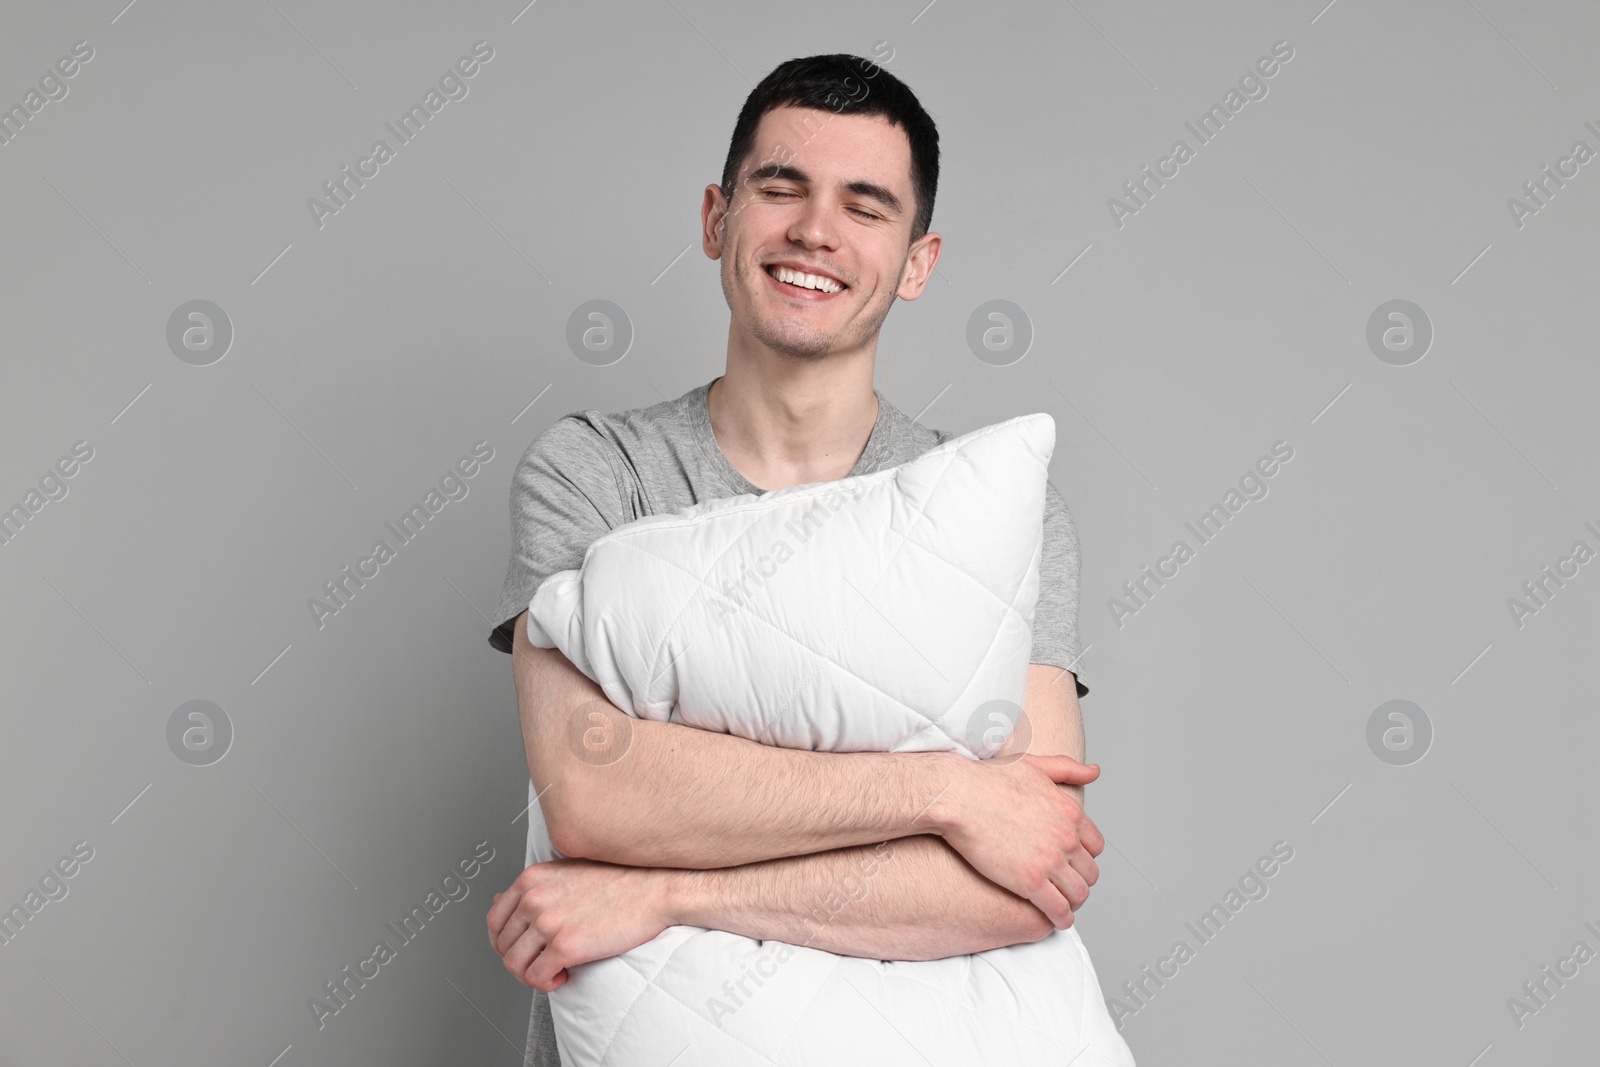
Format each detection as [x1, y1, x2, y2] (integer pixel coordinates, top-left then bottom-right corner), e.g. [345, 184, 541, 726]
[770, 265, 843, 293]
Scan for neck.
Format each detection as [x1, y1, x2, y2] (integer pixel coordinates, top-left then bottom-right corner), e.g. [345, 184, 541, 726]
[707, 356, 879, 492]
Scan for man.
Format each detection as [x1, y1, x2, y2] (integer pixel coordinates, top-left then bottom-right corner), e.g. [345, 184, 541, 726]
[484, 54, 1111, 1066]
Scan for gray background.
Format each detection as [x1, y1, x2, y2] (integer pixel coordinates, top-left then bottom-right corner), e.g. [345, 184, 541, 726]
[1, 0, 1595, 1064]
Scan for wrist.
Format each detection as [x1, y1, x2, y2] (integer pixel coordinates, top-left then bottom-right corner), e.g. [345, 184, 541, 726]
[912, 751, 973, 839]
[653, 865, 708, 928]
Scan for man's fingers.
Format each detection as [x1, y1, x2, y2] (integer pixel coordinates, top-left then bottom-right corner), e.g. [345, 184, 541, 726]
[495, 904, 534, 958]
[487, 894, 507, 945]
[1027, 879, 1075, 929]
[486, 887, 522, 940]
[1077, 814, 1106, 857]
[487, 894, 518, 953]
[525, 937, 569, 991]
[526, 964, 569, 993]
[503, 926, 549, 983]
[489, 865, 546, 930]
[1082, 851, 1100, 888]
[1034, 755, 1101, 785]
[1053, 864, 1089, 917]
[1057, 824, 1100, 900]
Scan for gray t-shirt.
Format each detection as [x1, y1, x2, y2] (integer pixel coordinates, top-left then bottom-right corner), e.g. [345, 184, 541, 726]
[488, 377, 1088, 1067]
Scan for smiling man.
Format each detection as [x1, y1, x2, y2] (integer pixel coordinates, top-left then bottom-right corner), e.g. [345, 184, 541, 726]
[485, 53, 1129, 1067]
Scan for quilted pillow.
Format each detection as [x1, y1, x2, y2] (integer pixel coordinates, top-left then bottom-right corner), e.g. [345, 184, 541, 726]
[522, 412, 1133, 1067]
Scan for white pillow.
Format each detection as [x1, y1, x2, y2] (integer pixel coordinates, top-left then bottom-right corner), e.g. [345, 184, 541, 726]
[522, 411, 1134, 1067]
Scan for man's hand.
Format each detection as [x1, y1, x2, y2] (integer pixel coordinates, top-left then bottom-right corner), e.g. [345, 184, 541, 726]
[928, 753, 1104, 930]
[486, 859, 673, 993]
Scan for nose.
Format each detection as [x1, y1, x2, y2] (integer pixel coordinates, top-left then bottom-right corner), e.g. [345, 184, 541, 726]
[786, 192, 842, 251]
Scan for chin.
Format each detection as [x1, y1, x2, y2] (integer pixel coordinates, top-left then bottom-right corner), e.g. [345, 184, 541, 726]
[750, 322, 834, 361]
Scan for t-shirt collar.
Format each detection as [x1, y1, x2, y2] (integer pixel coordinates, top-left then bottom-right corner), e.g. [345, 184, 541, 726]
[692, 376, 891, 496]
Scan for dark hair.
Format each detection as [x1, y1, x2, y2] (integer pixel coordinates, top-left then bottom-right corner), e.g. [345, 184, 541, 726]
[719, 54, 940, 243]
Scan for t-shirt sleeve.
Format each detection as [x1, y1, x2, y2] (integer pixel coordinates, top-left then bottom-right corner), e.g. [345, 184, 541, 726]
[487, 416, 629, 654]
[1030, 479, 1089, 698]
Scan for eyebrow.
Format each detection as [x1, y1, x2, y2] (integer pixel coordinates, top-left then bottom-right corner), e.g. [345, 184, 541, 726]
[745, 162, 905, 218]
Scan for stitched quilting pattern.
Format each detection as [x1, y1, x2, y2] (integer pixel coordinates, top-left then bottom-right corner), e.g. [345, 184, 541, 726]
[523, 414, 1136, 1066]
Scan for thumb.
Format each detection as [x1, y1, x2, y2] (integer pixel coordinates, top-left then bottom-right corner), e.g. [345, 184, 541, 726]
[1031, 754, 1101, 783]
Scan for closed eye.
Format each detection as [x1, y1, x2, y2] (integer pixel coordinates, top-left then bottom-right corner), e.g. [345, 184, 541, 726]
[761, 190, 881, 221]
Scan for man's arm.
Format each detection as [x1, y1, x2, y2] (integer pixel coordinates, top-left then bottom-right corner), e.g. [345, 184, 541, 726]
[1032, 661, 1090, 809]
[515, 610, 969, 865]
[491, 662, 1101, 984]
[516, 611, 1099, 899]
[665, 662, 1098, 957]
[492, 833, 1051, 990]
[670, 836, 1048, 961]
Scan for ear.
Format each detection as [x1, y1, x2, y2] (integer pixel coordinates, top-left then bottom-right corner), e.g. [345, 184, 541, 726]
[701, 185, 732, 260]
[896, 230, 943, 300]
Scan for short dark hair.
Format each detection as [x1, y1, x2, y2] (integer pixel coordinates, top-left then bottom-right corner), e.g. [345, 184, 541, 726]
[719, 54, 940, 243]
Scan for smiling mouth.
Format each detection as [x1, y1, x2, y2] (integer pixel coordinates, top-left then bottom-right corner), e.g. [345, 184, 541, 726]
[763, 264, 848, 297]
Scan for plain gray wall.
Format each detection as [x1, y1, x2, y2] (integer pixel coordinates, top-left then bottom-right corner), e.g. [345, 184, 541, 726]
[1, 0, 1595, 1064]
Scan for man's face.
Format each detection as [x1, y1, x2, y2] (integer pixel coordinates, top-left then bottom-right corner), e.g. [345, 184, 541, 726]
[704, 104, 938, 362]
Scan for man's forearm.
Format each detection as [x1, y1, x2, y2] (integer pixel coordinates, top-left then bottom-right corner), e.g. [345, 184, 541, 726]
[516, 634, 968, 870]
[665, 834, 1053, 961]
[1038, 665, 1087, 810]
[555, 710, 966, 869]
